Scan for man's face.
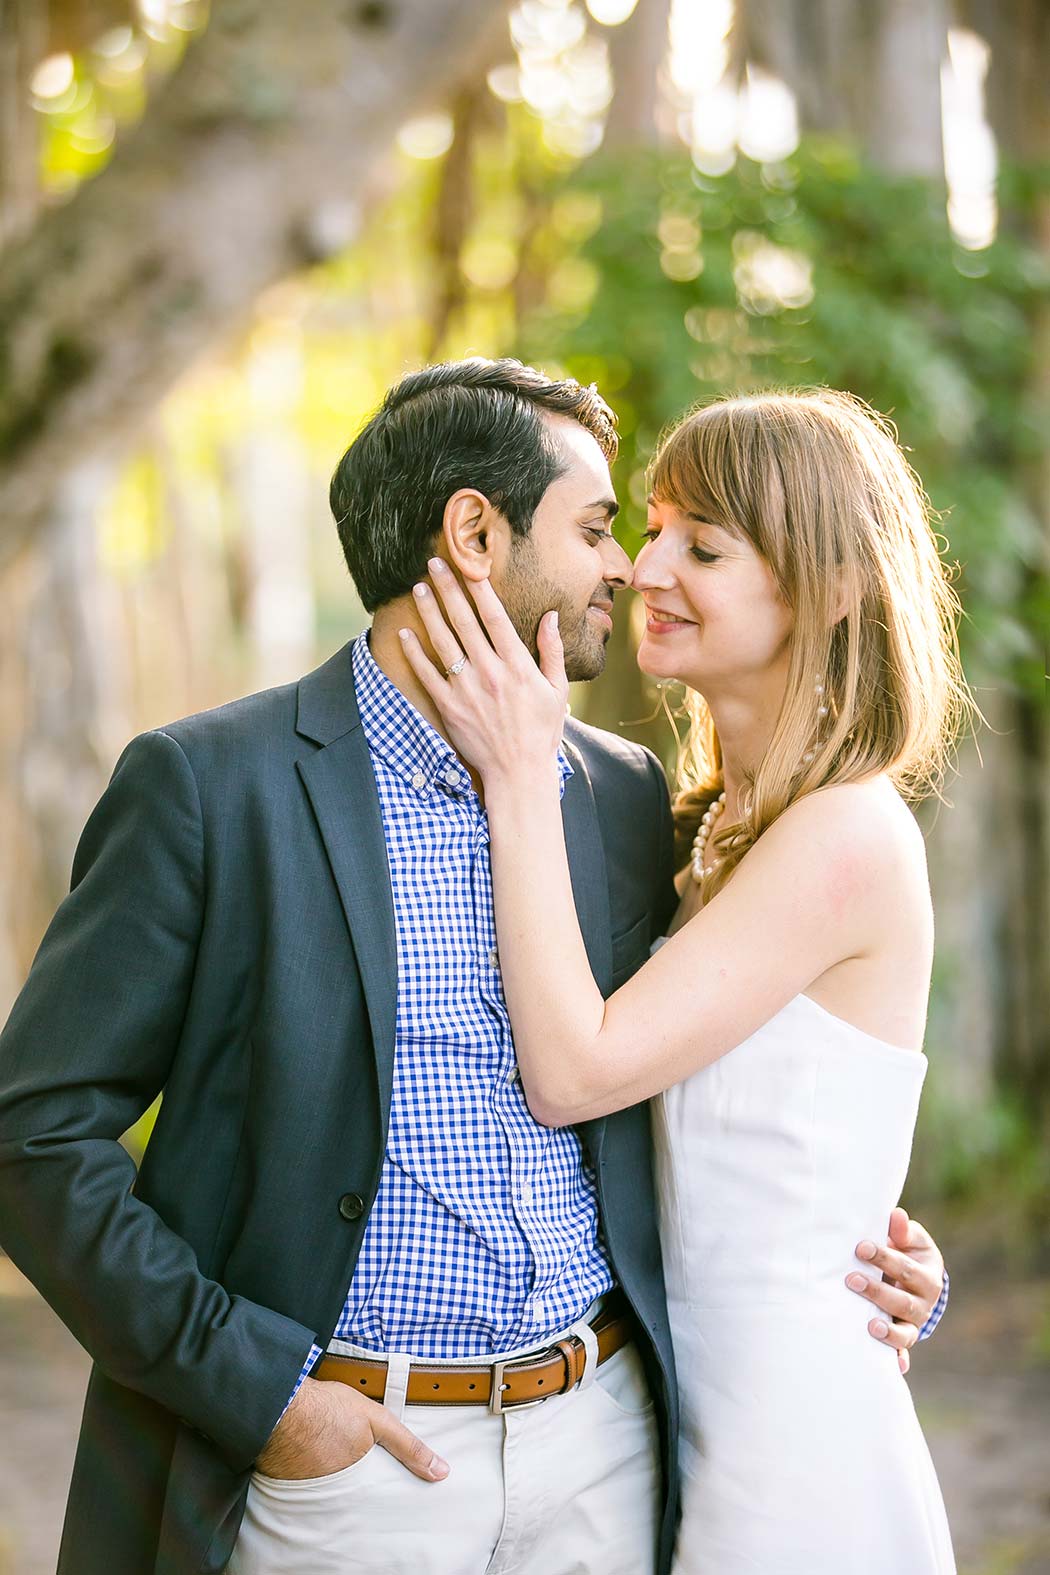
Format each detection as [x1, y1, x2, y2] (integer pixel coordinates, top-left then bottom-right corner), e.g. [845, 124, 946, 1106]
[493, 416, 633, 682]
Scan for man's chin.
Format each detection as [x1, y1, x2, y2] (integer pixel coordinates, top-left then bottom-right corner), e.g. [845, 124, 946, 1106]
[564, 641, 608, 684]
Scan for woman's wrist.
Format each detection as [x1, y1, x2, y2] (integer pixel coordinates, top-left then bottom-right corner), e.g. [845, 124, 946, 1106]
[482, 757, 563, 810]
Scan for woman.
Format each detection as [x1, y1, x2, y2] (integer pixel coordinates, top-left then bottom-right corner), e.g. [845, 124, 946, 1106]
[399, 389, 965, 1571]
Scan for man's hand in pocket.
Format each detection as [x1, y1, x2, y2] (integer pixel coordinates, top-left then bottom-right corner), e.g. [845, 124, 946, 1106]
[255, 1378, 450, 1483]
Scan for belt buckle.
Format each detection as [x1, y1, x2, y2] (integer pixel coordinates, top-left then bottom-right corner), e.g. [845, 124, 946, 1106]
[489, 1357, 510, 1415]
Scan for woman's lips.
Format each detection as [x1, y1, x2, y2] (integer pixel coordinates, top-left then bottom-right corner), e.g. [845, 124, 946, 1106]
[644, 608, 696, 636]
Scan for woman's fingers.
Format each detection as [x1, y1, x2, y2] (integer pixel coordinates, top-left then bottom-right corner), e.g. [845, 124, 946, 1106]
[464, 573, 533, 666]
[427, 559, 501, 668]
[538, 610, 568, 698]
[398, 626, 453, 709]
[411, 582, 469, 677]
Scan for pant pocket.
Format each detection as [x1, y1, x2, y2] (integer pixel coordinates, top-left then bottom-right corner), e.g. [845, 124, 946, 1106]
[592, 1342, 657, 1418]
[250, 1445, 379, 1496]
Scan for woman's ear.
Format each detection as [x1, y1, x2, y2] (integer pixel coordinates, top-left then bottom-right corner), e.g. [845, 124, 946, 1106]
[830, 567, 853, 626]
[441, 489, 509, 582]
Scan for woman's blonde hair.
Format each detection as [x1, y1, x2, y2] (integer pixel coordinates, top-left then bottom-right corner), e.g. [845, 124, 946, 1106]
[649, 388, 975, 898]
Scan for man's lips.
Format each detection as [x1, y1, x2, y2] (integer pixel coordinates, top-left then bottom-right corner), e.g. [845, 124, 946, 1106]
[644, 605, 697, 635]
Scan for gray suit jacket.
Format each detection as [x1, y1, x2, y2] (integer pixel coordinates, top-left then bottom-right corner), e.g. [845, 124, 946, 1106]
[0, 640, 680, 1573]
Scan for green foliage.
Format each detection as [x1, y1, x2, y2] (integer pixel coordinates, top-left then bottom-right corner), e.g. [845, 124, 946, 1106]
[515, 142, 1050, 693]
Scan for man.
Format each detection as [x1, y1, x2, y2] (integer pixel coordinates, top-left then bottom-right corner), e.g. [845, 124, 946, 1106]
[0, 359, 947, 1574]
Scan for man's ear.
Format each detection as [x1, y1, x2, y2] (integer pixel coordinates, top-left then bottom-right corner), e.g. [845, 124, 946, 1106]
[441, 489, 510, 583]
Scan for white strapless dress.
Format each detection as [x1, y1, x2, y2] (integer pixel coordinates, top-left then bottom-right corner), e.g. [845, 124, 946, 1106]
[651, 982, 956, 1573]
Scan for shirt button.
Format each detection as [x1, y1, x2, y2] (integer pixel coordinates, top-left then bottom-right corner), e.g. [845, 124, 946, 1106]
[443, 766, 463, 786]
[410, 770, 427, 792]
[338, 1192, 365, 1221]
[488, 949, 500, 969]
[506, 1066, 520, 1084]
[530, 1291, 547, 1319]
[519, 1183, 534, 1206]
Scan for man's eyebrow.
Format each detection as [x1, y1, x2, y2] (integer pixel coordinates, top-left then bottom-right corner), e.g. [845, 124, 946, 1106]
[581, 498, 620, 520]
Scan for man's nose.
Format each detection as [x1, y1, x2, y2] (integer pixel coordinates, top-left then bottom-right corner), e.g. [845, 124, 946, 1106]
[599, 534, 634, 589]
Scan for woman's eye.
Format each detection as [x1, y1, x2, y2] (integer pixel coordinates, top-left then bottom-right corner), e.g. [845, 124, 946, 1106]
[643, 528, 660, 542]
[691, 548, 720, 564]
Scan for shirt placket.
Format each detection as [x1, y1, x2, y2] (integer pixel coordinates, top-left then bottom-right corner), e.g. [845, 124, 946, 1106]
[474, 810, 557, 1339]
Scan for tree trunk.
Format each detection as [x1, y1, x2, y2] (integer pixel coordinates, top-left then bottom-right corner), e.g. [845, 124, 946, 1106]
[739, 0, 947, 176]
[603, 0, 673, 149]
[576, 0, 671, 751]
[43, 0, 135, 56]
[956, 0, 1050, 1124]
[0, 0, 47, 247]
[0, 0, 510, 568]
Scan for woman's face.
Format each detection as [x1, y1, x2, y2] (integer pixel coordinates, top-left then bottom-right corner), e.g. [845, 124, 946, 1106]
[633, 497, 794, 696]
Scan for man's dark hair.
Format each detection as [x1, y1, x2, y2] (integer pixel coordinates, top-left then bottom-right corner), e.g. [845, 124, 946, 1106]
[329, 357, 619, 612]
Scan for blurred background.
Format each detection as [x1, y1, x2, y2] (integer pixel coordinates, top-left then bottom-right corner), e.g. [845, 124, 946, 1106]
[1, 0, 1048, 1570]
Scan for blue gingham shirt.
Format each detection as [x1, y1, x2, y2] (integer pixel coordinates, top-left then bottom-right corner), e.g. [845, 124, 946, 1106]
[289, 634, 614, 1395]
[285, 634, 947, 1403]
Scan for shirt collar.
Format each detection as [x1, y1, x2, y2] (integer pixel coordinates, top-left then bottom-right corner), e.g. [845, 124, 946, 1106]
[351, 632, 573, 801]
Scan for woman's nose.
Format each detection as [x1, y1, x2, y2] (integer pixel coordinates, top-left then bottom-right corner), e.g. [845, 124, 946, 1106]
[632, 540, 675, 591]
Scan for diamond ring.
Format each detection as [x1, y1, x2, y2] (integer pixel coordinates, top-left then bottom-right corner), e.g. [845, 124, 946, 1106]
[445, 655, 468, 677]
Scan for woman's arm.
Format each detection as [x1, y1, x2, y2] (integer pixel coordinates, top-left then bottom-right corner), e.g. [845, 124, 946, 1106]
[483, 767, 879, 1123]
[401, 565, 887, 1125]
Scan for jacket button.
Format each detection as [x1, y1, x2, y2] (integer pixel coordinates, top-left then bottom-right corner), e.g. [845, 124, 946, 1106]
[338, 1192, 365, 1221]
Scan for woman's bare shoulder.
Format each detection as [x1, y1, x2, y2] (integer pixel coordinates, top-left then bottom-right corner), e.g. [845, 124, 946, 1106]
[756, 777, 928, 901]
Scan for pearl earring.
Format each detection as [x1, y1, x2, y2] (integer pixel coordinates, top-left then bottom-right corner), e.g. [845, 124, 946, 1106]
[803, 680, 830, 765]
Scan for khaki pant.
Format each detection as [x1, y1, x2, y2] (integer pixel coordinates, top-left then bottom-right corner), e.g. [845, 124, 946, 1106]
[228, 1317, 661, 1574]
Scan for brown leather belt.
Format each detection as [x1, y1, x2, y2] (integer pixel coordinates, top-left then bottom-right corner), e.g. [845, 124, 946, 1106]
[314, 1291, 633, 1414]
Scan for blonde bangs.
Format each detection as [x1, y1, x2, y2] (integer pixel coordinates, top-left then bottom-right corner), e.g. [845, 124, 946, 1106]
[648, 405, 755, 545]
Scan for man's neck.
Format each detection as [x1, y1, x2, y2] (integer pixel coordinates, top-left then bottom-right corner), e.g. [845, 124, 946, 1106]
[368, 603, 455, 746]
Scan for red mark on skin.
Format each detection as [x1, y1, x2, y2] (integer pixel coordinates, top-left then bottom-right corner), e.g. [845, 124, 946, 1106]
[826, 846, 869, 923]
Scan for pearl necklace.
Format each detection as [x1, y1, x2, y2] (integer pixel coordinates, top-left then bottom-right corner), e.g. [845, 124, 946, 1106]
[691, 790, 727, 884]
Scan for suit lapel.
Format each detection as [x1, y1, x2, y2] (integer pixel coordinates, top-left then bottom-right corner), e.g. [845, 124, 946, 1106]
[561, 737, 611, 1165]
[296, 646, 398, 1129]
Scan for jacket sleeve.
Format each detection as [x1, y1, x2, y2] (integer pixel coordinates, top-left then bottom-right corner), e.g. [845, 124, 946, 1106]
[0, 729, 315, 1472]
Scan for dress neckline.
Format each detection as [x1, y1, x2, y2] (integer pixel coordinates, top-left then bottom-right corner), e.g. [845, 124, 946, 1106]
[793, 992, 926, 1060]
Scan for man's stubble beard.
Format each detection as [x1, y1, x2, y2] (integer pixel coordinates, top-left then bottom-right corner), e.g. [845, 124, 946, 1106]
[499, 540, 611, 683]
